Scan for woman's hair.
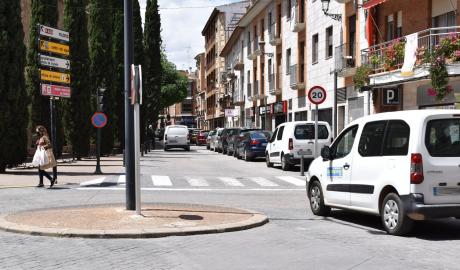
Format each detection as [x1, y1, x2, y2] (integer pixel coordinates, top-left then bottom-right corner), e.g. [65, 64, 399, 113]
[35, 125, 48, 135]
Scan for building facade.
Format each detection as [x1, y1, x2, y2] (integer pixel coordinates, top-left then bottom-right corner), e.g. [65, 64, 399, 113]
[164, 70, 197, 128]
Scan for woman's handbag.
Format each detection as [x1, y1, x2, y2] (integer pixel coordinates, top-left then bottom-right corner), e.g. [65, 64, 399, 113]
[41, 148, 57, 170]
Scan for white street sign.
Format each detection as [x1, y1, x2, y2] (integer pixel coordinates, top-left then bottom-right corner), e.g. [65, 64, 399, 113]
[39, 24, 69, 42]
[308, 86, 327, 105]
[39, 54, 70, 70]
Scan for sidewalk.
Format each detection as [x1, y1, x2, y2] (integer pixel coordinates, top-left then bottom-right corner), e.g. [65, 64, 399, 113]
[0, 155, 124, 188]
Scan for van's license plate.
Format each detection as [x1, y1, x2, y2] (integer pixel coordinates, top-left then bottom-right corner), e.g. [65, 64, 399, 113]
[169, 140, 177, 143]
[433, 187, 460, 196]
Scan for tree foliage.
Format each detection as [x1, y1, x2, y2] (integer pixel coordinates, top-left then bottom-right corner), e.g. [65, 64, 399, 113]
[161, 56, 187, 109]
[112, 0, 124, 150]
[88, 0, 115, 154]
[62, 0, 92, 159]
[0, 0, 29, 172]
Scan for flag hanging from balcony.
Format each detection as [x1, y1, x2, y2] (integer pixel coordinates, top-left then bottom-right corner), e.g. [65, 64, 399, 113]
[401, 33, 419, 77]
[362, 0, 389, 9]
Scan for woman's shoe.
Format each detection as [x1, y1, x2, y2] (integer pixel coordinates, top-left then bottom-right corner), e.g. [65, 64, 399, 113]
[50, 178, 56, 188]
[36, 184, 44, 188]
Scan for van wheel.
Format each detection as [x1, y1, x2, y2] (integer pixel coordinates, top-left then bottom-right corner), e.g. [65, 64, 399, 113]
[381, 193, 414, 236]
[164, 146, 169, 151]
[185, 146, 190, 151]
[309, 181, 330, 216]
[266, 154, 273, 167]
[281, 154, 291, 171]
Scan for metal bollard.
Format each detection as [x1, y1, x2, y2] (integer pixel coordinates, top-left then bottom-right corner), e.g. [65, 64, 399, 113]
[300, 155, 305, 176]
[141, 144, 144, 157]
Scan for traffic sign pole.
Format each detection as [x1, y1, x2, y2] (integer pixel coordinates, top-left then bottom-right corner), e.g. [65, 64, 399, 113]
[315, 104, 318, 158]
[308, 86, 327, 158]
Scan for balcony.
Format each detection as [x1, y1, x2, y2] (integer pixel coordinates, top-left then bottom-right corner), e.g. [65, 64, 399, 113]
[233, 87, 245, 106]
[269, 24, 281, 46]
[361, 26, 460, 87]
[289, 64, 305, 90]
[335, 43, 356, 77]
[291, 5, 305, 32]
[268, 73, 281, 95]
[247, 41, 254, 60]
[233, 56, 244, 70]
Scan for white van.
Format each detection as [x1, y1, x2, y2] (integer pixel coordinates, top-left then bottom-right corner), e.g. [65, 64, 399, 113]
[164, 125, 190, 151]
[266, 121, 332, 170]
[306, 110, 460, 235]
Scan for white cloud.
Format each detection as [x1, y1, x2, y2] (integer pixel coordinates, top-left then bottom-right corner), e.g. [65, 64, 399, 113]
[139, 0, 241, 71]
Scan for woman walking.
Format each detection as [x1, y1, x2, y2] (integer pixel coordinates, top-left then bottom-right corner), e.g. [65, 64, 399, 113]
[35, 125, 57, 188]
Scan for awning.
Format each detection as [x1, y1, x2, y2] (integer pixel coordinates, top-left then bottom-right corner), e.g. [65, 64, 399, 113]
[362, 0, 389, 9]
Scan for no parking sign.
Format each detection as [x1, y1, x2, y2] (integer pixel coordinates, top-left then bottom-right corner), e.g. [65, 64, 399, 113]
[91, 112, 108, 128]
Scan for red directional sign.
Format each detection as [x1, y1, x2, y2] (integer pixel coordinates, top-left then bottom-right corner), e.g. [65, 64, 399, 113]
[308, 86, 327, 105]
[91, 112, 108, 128]
[41, 84, 71, 98]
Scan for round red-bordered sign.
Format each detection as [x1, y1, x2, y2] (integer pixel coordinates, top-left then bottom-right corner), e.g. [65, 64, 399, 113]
[91, 112, 108, 128]
[308, 86, 327, 105]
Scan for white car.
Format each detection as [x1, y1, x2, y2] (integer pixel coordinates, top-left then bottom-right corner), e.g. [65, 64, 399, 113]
[164, 125, 190, 151]
[265, 121, 332, 170]
[306, 110, 460, 235]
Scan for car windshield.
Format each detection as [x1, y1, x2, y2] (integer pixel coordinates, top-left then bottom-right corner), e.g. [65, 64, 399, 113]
[168, 127, 187, 135]
[425, 118, 460, 157]
[250, 132, 270, 140]
[294, 124, 329, 139]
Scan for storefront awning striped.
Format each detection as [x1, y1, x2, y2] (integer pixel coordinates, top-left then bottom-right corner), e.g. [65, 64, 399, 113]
[362, 0, 389, 9]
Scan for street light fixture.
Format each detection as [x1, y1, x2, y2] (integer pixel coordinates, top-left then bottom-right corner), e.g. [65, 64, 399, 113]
[321, 0, 342, 21]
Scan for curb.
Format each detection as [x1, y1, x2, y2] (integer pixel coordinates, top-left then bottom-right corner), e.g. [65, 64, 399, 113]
[0, 204, 269, 239]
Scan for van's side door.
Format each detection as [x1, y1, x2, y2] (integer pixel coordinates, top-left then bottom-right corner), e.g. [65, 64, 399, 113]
[272, 125, 285, 163]
[323, 125, 359, 206]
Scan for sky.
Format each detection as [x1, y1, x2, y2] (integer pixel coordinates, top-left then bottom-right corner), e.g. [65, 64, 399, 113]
[139, 0, 242, 71]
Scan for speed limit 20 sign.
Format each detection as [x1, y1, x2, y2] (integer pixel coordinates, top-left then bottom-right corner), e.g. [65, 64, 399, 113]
[308, 86, 327, 105]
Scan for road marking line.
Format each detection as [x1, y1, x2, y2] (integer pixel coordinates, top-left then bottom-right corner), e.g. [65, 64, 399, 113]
[275, 176, 305, 186]
[80, 177, 106, 186]
[151, 175, 172, 186]
[185, 177, 209, 187]
[218, 177, 244, 187]
[77, 187, 303, 192]
[248, 177, 278, 187]
[117, 175, 126, 185]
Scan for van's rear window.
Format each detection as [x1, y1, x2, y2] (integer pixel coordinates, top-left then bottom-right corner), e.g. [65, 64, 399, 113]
[425, 119, 460, 157]
[168, 128, 187, 135]
[294, 124, 329, 140]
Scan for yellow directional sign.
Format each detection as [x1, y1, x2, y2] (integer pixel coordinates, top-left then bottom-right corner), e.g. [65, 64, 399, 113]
[39, 39, 69, 56]
[40, 70, 71, 84]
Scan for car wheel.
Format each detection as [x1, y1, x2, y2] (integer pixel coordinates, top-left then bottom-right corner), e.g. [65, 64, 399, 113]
[164, 146, 169, 151]
[185, 146, 190, 151]
[266, 154, 273, 167]
[206, 145, 210, 150]
[309, 181, 330, 216]
[222, 147, 227, 154]
[381, 193, 414, 236]
[281, 154, 291, 171]
[236, 149, 242, 159]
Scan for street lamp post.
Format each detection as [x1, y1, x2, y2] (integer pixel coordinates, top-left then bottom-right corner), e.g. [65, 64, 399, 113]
[95, 87, 106, 175]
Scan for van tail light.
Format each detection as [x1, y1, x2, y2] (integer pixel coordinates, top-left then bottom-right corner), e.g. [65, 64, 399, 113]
[288, 138, 293, 150]
[410, 153, 424, 184]
[250, 139, 259, 146]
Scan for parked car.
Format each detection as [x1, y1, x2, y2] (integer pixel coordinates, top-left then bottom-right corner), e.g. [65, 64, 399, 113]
[206, 130, 216, 150]
[163, 125, 190, 151]
[228, 128, 261, 156]
[197, 131, 208, 146]
[306, 110, 460, 235]
[266, 121, 332, 171]
[220, 128, 240, 154]
[236, 130, 272, 161]
[213, 128, 224, 152]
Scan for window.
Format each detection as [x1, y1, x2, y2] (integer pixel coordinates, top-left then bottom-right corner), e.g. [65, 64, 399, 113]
[261, 19, 265, 41]
[386, 14, 394, 41]
[277, 126, 285, 140]
[358, 121, 387, 157]
[396, 11, 402, 38]
[348, 15, 356, 58]
[425, 119, 460, 157]
[312, 34, 318, 64]
[294, 124, 329, 140]
[433, 11, 456, 28]
[286, 48, 291, 74]
[270, 128, 278, 142]
[326, 26, 333, 58]
[332, 125, 358, 159]
[287, 0, 291, 20]
[383, 121, 410, 156]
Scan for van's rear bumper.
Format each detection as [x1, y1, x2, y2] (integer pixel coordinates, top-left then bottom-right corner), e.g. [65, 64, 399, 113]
[402, 194, 460, 220]
[284, 154, 314, 165]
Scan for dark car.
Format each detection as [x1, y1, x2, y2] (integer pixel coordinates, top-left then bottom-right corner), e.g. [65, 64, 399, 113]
[228, 128, 261, 157]
[197, 131, 208, 146]
[236, 131, 272, 161]
[220, 128, 240, 155]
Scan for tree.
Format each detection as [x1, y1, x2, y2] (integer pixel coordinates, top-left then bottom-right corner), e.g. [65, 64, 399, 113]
[160, 56, 187, 109]
[88, 0, 115, 155]
[62, 0, 92, 159]
[144, 0, 162, 135]
[25, 0, 58, 131]
[0, 0, 29, 172]
[112, 0, 124, 151]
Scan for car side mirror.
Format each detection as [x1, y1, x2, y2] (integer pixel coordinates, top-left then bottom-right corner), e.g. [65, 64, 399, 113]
[321, 146, 332, 161]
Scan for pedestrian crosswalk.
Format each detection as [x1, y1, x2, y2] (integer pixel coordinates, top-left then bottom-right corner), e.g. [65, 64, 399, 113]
[78, 174, 306, 190]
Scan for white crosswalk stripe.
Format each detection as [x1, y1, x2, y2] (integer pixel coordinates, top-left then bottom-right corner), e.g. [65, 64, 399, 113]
[275, 176, 305, 186]
[248, 177, 279, 187]
[185, 177, 209, 187]
[117, 175, 126, 185]
[80, 177, 106, 186]
[218, 177, 244, 187]
[151, 175, 173, 186]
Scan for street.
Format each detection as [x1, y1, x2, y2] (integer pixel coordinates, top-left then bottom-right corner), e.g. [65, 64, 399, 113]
[1, 146, 460, 269]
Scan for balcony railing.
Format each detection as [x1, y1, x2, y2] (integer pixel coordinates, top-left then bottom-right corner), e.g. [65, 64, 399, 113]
[253, 80, 259, 97]
[247, 83, 252, 98]
[335, 43, 356, 77]
[233, 55, 244, 70]
[290, 65, 297, 89]
[233, 87, 244, 105]
[269, 24, 281, 46]
[292, 5, 305, 32]
[269, 73, 281, 95]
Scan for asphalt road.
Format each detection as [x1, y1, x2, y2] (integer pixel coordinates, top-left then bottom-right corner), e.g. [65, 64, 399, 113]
[1, 145, 460, 269]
